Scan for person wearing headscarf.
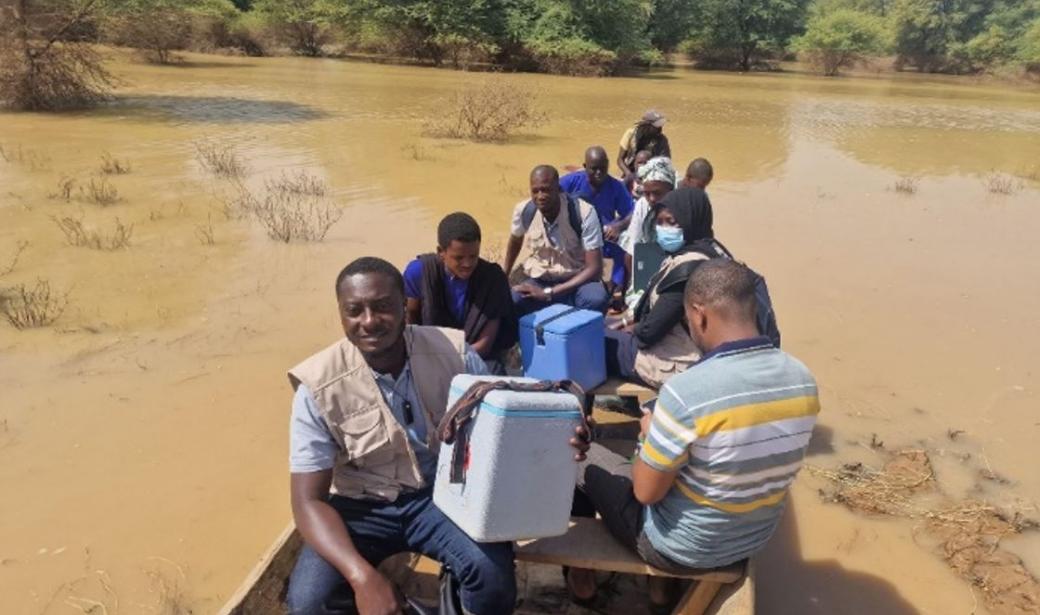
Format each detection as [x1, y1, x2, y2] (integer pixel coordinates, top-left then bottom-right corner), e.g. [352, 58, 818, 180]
[617, 110, 672, 184]
[619, 156, 678, 257]
[606, 187, 717, 388]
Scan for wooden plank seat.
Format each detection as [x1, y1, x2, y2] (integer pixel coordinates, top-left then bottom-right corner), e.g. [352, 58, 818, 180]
[516, 518, 747, 615]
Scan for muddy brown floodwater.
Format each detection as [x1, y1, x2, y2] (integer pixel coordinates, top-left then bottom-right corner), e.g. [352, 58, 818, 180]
[2, 49, 1039, 614]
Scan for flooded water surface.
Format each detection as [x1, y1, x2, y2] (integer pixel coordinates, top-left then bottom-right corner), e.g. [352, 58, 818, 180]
[2, 51, 1039, 614]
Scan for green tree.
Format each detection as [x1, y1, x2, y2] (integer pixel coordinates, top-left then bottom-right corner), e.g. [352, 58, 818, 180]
[1018, 18, 1040, 67]
[355, 0, 506, 66]
[253, 0, 348, 56]
[684, 0, 811, 71]
[649, 0, 698, 52]
[794, 8, 888, 74]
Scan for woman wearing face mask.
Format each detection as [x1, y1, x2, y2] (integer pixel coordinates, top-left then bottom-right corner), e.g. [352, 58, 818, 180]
[605, 187, 716, 388]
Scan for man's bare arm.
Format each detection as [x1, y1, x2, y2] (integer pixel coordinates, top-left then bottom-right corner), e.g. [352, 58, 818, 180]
[632, 458, 679, 505]
[502, 235, 524, 281]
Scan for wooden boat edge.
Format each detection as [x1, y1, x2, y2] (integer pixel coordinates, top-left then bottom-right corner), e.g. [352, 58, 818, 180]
[217, 523, 756, 614]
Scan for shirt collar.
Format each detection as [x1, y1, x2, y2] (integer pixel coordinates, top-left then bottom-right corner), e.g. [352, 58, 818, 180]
[700, 336, 773, 362]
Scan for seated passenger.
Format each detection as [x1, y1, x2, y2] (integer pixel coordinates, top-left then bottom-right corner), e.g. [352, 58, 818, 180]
[617, 110, 671, 185]
[569, 259, 820, 609]
[503, 165, 609, 317]
[404, 212, 517, 373]
[560, 146, 635, 296]
[681, 157, 714, 190]
[626, 149, 653, 198]
[286, 257, 592, 615]
[619, 156, 678, 259]
[608, 187, 715, 389]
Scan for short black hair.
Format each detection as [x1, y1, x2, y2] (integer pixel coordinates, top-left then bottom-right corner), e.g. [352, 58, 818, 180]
[438, 212, 482, 249]
[684, 259, 757, 323]
[686, 158, 714, 182]
[334, 256, 404, 299]
[530, 164, 559, 182]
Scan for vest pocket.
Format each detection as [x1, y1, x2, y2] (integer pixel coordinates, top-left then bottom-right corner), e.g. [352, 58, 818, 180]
[337, 407, 390, 463]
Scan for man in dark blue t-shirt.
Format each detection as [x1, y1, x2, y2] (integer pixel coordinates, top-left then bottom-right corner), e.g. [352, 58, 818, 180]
[560, 146, 634, 296]
[404, 213, 517, 372]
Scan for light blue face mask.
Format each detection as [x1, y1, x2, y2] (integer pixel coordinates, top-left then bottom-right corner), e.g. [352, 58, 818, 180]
[655, 225, 685, 253]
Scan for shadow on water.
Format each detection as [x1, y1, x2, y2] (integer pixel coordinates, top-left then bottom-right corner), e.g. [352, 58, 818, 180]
[101, 95, 328, 124]
[164, 60, 259, 69]
[756, 496, 920, 615]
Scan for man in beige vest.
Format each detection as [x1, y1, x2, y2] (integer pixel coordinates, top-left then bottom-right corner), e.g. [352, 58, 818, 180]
[287, 257, 539, 614]
[502, 164, 610, 317]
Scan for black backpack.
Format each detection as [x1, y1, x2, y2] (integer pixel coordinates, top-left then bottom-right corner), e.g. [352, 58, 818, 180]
[687, 238, 782, 348]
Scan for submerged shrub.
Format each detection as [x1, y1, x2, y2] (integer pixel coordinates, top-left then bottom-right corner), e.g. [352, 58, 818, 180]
[52, 215, 134, 250]
[1, 279, 68, 329]
[0, 1, 113, 111]
[195, 141, 247, 178]
[79, 177, 120, 205]
[424, 79, 545, 142]
[250, 190, 342, 242]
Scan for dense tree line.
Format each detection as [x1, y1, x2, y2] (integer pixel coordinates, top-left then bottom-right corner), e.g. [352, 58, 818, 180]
[3, 0, 1039, 110]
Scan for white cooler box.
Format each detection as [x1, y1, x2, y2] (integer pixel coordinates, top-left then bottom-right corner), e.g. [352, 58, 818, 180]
[433, 375, 584, 542]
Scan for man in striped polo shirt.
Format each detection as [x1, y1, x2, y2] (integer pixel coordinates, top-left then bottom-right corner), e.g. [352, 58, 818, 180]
[568, 259, 819, 607]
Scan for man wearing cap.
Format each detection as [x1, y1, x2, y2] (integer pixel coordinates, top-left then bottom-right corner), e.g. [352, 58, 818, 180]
[618, 110, 672, 185]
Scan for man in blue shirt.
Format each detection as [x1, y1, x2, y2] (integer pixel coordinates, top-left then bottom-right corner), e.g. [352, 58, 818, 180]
[560, 146, 634, 295]
[403, 213, 517, 372]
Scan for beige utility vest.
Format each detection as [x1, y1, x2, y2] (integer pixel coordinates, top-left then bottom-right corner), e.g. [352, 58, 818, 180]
[288, 326, 467, 502]
[634, 251, 708, 389]
[516, 195, 595, 281]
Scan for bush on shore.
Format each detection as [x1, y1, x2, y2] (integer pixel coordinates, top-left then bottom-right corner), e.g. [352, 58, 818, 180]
[794, 9, 889, 76]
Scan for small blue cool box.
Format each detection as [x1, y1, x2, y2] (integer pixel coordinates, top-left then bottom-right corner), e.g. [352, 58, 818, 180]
[518, 304, 606, 391]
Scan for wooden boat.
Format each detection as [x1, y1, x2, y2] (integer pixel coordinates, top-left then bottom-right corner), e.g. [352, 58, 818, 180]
[217, 521, 755, 615]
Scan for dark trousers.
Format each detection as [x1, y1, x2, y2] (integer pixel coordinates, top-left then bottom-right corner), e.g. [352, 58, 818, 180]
[511, 277, 610, 318]
[573, 443, 697, 575]
[286, 488, 516, 615]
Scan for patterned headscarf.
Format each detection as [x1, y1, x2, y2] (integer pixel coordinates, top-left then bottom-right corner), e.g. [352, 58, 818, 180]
[637, 156, 676, 187]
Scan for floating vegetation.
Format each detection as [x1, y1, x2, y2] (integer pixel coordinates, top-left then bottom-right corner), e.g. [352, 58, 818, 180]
[52, 215, 133, 250]
[809, 449, 1040, 614]
[1, 279, 69, 329]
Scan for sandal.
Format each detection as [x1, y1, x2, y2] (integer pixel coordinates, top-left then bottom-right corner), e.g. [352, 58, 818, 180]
[562, 565, 598, 607]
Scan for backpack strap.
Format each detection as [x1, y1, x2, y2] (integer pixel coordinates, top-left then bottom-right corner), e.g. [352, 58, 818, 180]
[438, 379, 589, 484]
[523, 195, 595, 249]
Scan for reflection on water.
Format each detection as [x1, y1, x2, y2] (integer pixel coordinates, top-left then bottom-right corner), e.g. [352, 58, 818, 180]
[106, 95, 329, 124]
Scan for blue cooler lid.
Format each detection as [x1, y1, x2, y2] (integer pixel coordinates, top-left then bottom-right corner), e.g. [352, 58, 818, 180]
[519, 304, 603, 340]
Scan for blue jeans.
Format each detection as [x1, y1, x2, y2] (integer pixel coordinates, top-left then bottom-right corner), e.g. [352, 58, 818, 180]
[511, 277, 610, 318]
[286, 488, 516, 615]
